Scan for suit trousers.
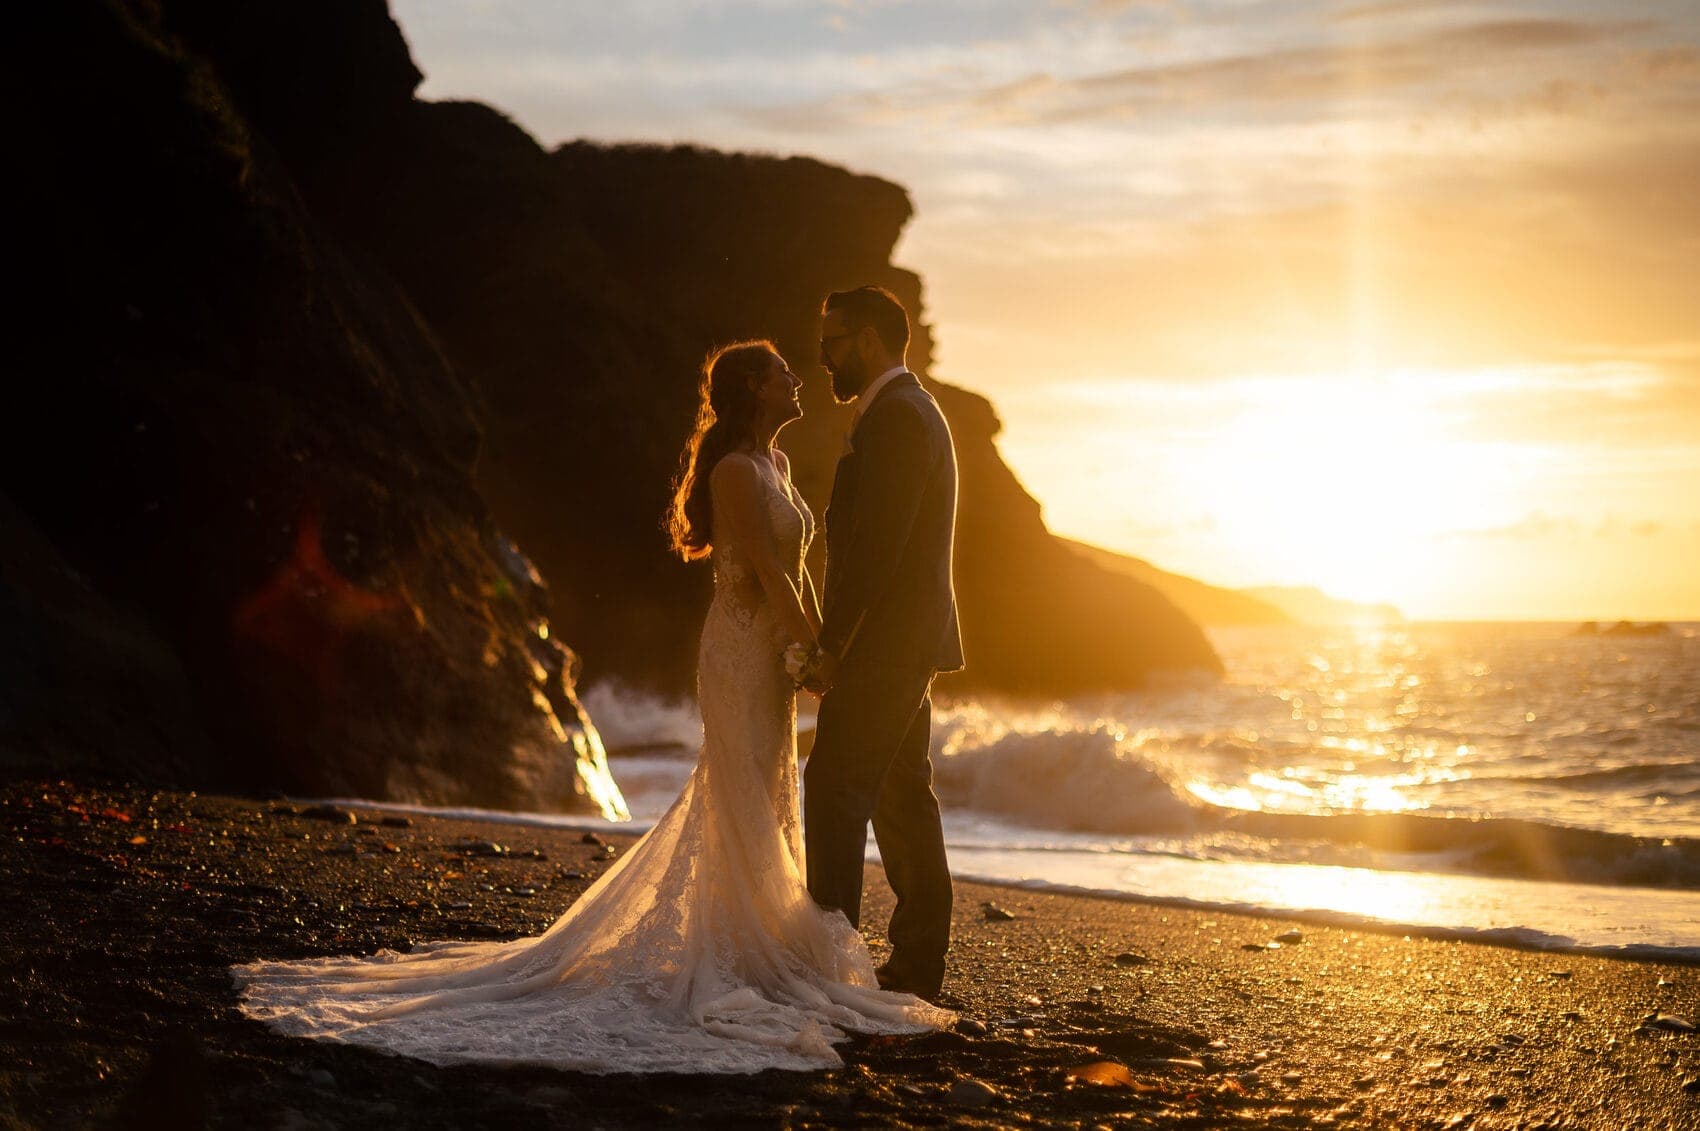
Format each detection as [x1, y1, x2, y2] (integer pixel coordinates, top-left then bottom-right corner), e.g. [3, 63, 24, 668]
[803, 658, 952, 984]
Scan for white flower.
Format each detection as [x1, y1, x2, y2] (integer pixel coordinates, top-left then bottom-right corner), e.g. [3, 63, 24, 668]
[782, 642, 813, 682]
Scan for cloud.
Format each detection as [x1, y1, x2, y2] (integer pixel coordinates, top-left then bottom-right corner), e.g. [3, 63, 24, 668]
[1334, 0, 1477, 20]
[1449, 512, 1581, 540]
[767, 16, 1664, 130]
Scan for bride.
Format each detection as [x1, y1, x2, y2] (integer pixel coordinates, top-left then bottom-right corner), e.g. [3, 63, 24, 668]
[233, 341, 953, 1073]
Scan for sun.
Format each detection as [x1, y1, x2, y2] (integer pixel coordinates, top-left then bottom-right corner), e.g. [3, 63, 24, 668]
[1188, 371, 1512, 605]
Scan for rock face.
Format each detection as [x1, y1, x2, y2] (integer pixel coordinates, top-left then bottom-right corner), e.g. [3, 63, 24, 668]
[9, 0, 1218, 804]
[1062, 540, 1292, 627]
[153, 0, 1222, 697]
[10, 1, 624, 816]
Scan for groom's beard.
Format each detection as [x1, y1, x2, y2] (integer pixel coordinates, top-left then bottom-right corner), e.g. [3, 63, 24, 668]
[828, 354, 867, 404]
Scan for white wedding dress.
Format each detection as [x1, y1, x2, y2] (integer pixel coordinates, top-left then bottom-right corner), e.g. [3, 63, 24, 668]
[233, 453, 952, 1072]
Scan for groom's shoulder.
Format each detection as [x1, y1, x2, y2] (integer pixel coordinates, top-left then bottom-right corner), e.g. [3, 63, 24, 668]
[862, 386, 938, 438]
[875, 376, 942, 416]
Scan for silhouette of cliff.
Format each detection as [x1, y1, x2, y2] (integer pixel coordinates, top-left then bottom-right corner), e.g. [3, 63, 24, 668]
[1242, 588, 1404, 627]
[10, 0, 1218, 807]
[9, 0, 624, 814]
[151, 0, 1221, 697]
[1062, 541, 1293, 627]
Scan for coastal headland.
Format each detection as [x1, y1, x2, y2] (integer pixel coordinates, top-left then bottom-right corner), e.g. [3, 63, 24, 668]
[7, 779, 1697, 1128]
[10, 0, 1217, 816]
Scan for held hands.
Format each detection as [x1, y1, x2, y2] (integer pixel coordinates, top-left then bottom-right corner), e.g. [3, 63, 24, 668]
[782, 642, 839, 694]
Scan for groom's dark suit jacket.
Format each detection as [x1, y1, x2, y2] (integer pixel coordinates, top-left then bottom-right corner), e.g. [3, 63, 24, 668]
[819, 373, 965, 674]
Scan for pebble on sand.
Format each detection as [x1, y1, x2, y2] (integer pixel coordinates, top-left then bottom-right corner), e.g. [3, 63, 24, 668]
[1641, 1013, 1696, 1033]
[299, 806, 355, 825]
[948, 1078, 999, 1106]
[1063, 1061, 1160, 1092]
[981, 902, 1016, 921]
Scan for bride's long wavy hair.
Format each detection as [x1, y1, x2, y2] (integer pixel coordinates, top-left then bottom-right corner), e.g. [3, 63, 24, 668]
[667, 340, 777, 561]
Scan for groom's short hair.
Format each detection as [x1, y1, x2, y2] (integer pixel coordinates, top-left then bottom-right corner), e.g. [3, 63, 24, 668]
[823, 286, 910, 356]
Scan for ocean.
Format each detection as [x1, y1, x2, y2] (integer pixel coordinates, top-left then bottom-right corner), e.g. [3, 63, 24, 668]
[344, 622, 1700, 963]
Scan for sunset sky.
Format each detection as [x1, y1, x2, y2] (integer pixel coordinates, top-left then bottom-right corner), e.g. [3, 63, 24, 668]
[391, 1, 1700, 620]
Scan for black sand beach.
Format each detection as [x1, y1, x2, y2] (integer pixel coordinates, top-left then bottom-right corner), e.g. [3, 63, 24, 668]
[5, 778, 1697, 1129]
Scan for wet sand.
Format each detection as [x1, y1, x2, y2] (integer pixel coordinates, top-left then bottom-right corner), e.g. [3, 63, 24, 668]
[4, 778, 1698, 1128]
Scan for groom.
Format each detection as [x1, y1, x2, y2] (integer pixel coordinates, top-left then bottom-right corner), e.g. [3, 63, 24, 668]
[802, 285, 964, 1001]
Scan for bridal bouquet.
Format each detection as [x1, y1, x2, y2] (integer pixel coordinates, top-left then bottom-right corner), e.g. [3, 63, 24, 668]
[784, 642, 838, 692]
[783, 642, 818, 685]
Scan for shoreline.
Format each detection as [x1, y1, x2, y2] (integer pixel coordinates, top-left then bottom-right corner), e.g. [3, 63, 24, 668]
[307, 793, 1700, 966]
[6, 778, 1699, 1128]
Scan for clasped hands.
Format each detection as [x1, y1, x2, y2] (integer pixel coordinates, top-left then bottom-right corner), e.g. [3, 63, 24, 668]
[782, 642, 839, 694]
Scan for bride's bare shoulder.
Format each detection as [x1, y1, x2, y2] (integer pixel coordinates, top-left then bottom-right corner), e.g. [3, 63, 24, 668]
[709, 452, 763, 502]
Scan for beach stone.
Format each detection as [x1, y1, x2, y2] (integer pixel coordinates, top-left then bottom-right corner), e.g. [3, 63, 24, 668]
[949, 1078, 998, 1106]
[379, 816, 413, 828]
[1645, 1013, 1696, 1032]
[1273, 929, 1303, 944]
[1132, 1057, 1205, 1073]
[300, 805, 356, 824]
[1064, 1060, 1137, 1088]
[593, 846, 618, 861]
[459, 840, 508, 857]
[982, 901, 1016, 921]
[305, 1068, 336, 1089]
[955, 1018, 989, 1036]
[1112, 952, 1149, 967]
[580, 832, 605, 845]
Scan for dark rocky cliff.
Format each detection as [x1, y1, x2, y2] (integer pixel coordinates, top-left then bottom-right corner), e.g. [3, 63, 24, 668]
[7, 0, 1217, 803]
[152, 0, 1222, 698]
[8, 0, 624, 815]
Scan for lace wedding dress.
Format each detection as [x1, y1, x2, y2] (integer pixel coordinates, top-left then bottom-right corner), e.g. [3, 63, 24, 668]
[233, 453, 952, 1072]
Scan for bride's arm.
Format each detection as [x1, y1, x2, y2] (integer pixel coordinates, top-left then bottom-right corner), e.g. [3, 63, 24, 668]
[772, 449, 824, 636]
[800, 568, 823, 636]
[710, 455, 818, 648]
